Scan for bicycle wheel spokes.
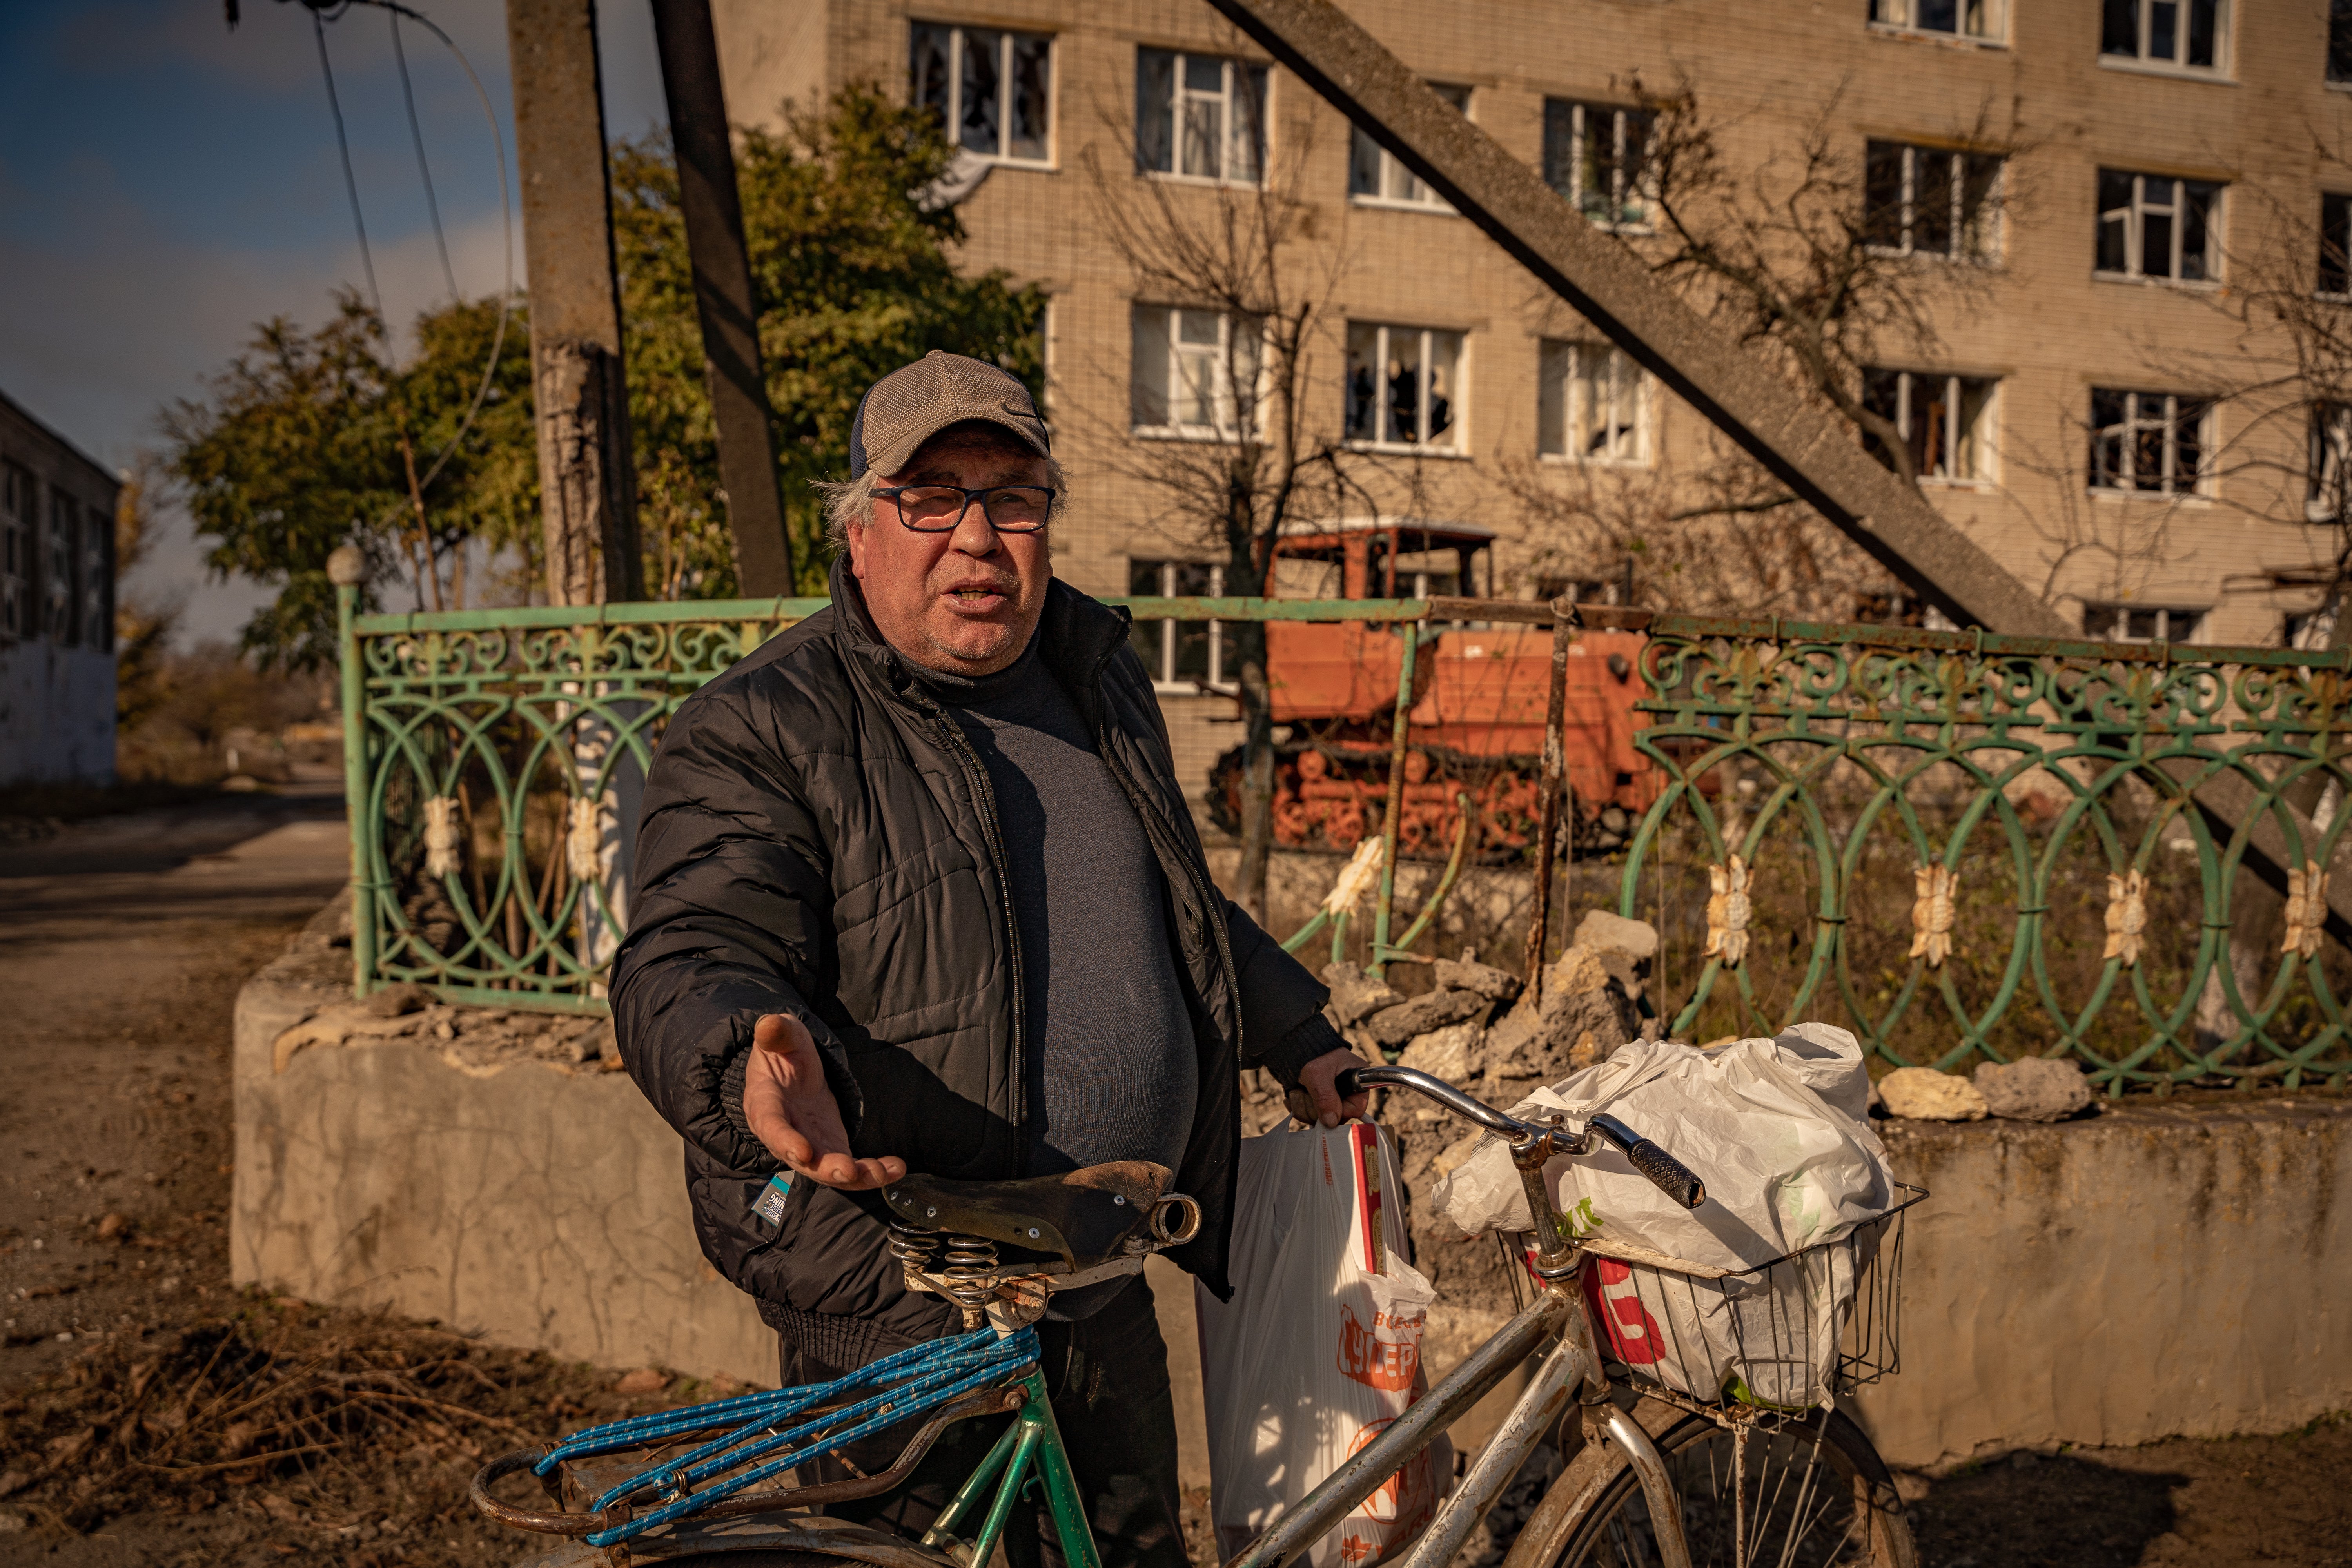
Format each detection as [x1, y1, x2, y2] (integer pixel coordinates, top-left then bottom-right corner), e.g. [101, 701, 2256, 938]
[1565, 1414, 1898, 1568]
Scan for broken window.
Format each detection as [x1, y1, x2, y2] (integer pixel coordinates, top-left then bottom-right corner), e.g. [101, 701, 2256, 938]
[2321, 192, 2351, 298]
[1538, 341, 1650, 465]
[1349, 83, 1468, 209]
[45, 488, 78, 644]
[911, 22, 1053, 163]
[1126, 559, 1231, 688]
[1135, 49, 1266, 184]
[82, 502, 109, 653]
[2312, 403, 2352, 525]
[2101, 0, 2226, 71]
[1864, 142, 2003, 261]
[1868, 0, 2003, 40]
[0, 464, 29, 642]
[1542, 100, 1653, 230]
[2096, 170, 2222, 282]
[2088, 388, 2211, 495]
[1862, 369, 1998, 482]
[2332, 0, 2352, 82]
[1131, 306, 1262, 438]
[2081, 602, 2205, 643]
[1345, 323, 1463, 450]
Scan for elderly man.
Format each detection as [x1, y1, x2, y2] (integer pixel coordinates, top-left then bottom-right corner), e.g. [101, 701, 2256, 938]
[612, 351, 1365, 1568]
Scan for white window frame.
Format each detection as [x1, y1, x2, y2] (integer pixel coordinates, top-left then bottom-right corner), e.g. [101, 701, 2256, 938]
[909, 22, 1055, 168]
[2096, 171, 2223, 284]
[1130, 306, 1263, 441]
[2311, 403, 2352, 525]
[1538, 341, 1651, 466]
[1343, 323, 1465, 454]
[1866, 0, 2005, 42]
[1863, 368, 2000, 485]
[1348, 83, 1467, 211]
[2082, 602, 2206, 643]
[2100, 0, 2229, 74]
[2089, 388, 2213, 497]
[0, 464, 29, 643]
[1128, 559, 1234, 692]
[1543, 100, 1654, 232]
[1136, 49, 1267, 187]
[1864, 142, 2003, 263]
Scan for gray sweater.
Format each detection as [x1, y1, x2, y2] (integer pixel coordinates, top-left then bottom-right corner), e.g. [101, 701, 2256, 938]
[913, 633, 1198, 1313]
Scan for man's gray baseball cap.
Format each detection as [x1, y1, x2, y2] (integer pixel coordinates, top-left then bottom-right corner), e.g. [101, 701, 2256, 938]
[848, 350, 1050, 479]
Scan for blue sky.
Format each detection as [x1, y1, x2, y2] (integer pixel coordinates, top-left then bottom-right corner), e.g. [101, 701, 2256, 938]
[0, 0, 670, 646]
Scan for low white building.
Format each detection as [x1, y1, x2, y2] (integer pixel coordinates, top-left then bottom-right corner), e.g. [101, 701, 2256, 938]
[0, 389, 118, 787]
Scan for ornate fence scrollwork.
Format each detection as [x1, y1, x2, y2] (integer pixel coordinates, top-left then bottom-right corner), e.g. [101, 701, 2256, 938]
[339, 600, 828, 1013]
[1618, 622, 2352, 1094]
[333, 593, 2352, 1093]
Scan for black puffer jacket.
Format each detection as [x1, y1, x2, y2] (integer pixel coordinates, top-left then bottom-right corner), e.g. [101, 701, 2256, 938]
[611, 561, 1333, 1359]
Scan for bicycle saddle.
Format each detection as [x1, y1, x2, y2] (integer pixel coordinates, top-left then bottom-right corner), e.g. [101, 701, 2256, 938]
[883, 1161, 1172, 1272]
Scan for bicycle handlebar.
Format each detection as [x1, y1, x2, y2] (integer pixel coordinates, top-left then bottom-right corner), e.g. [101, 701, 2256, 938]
[1333, 1065, 1706, 1210]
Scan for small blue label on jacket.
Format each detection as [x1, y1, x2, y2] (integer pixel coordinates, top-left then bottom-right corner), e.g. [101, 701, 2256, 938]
[752, 1171, 795, 1226]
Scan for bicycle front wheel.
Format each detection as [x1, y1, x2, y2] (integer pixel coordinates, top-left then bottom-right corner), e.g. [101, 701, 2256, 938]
[1542, 1406, 1916, 1568]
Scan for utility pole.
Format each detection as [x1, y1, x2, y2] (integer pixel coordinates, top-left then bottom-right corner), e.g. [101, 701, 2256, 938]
[508, 0, 642, 607]
[651, 0, 795, 595]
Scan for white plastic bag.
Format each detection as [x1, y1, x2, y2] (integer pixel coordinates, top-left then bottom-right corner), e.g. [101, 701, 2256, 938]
[1430, 1023, 1896, 1273]
[1197, 1123, 1453, 1568]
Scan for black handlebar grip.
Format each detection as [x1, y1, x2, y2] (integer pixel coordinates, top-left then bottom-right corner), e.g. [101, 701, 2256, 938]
[1623, 1139, 1706, 1209]
[1334, 1066, 1366, 1099]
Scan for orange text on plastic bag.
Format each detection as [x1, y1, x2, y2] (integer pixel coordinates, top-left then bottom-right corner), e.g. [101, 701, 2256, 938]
[1337, 1303, 1425, 1391]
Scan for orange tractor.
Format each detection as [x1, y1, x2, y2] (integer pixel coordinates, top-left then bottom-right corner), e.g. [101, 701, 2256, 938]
[1207, 621, 1665, 862]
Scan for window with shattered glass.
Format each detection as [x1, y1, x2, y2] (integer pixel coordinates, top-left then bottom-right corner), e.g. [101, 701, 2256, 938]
[1864, 142, 2002, 261]
[1538, 342, 1650, 465]
[1864, 370, 1998, 482]
[1542, 100, 1654, 230]
[1344, 323, 1463, 450]
[910, 22, 1053, 163]
[2095, 170, 2223, 282]
[1135, 49, 1267, 185]
[0, 464, 30, 642]
[2088, 388, 2211, 495]
[1867, 0, 2003, 40]
[1126, 559, 1231, 689]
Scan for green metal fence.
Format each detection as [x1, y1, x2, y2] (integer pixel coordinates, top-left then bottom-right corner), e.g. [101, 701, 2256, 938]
[1617, 613, 2352, 1092]
[334, 587, 2352, 1091]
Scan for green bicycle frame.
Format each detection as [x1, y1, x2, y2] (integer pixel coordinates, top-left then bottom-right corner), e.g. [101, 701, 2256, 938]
[920, 1368, 1100, 1568]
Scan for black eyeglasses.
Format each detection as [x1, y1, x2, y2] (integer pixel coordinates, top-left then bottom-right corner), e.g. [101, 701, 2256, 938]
[874, 485, 1056, 534]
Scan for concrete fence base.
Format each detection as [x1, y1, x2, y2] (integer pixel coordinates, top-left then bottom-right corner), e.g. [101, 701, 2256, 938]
[235, 899, 2352, 1483]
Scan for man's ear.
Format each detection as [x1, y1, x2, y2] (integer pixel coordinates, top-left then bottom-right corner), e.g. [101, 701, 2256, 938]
[845, 516, 868, 580]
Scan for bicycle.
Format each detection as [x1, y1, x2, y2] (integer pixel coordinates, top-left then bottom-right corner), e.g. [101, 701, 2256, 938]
[473, 1063, 1924, 1568]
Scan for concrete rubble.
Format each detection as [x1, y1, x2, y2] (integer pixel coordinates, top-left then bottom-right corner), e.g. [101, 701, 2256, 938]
[1974, 1056, 2096, 1122]
[269, 983, 621, 1080]
[1878, 1067, 1991, 1122]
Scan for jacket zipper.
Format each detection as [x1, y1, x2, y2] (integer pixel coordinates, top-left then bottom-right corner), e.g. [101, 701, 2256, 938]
[915, 697, 1032, 1176]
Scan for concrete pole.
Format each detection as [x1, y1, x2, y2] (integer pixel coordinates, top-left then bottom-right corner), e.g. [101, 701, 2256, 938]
[650, 0, 795, 596]
[508, 0, 644, 979]
[508, 0, 642, 608]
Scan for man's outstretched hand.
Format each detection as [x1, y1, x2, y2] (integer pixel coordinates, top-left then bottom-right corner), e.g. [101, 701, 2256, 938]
[1293, 1046, 1372, 1128]
[743, 1013, 904, 1190]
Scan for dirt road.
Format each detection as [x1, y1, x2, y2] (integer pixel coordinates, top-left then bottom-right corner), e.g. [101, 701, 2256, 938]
[0, 783, 2344, 1567]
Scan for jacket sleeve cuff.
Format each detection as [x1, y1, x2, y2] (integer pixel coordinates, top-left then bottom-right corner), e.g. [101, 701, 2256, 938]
[1261, 1009, 1352, 1090]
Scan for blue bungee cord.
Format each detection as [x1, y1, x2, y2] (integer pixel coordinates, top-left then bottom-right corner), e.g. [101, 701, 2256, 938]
[531, 1326, 1040, 1549]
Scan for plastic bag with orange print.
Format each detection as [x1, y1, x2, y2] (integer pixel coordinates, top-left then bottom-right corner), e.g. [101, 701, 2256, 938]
[1196, 1122, 1454, 1568]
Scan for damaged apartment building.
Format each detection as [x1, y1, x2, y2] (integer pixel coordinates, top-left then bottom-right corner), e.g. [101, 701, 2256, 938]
[0, 388, 118, 786]
[709, 0, 2352, 780]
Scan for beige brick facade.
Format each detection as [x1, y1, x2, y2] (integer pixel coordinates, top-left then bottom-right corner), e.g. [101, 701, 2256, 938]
[712, 0, 2352, 655]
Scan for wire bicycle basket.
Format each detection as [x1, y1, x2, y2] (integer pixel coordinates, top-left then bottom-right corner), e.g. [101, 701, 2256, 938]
[1578, 1183, 1926, 1422]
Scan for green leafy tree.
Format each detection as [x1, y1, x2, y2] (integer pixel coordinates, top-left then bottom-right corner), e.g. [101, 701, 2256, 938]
[612, 83, 1049, 595]
[163, 292, 534, 668]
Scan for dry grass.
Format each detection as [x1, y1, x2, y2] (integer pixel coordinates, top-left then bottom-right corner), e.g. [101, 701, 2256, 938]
[0, 1290, 716, 1561]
